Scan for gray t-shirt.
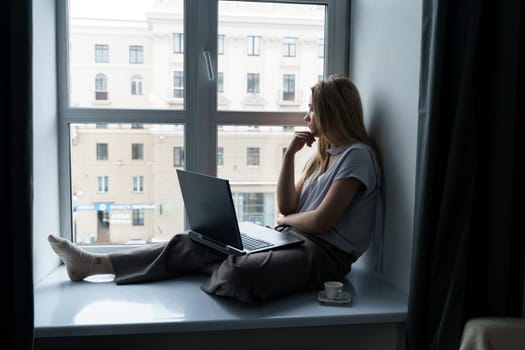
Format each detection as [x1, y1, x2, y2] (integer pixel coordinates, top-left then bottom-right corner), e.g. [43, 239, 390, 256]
[297, 143, 383, 257]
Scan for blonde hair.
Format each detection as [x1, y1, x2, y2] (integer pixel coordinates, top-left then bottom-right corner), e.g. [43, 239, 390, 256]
[302, 75, 372, 180]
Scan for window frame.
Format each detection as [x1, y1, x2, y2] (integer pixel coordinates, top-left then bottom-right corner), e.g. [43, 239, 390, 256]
[131, 74, 143, 95]
[95, 44, 109, 63]
[246, 147, 260, 167]
[246, 72, 260, 93]
[56, 0, 350, 242]
[173, 71, 184, 98]
[173, 146, 185, 167]
[282, 73, 296, 101]
[131, 143, 144, 160]
[97, 175, 109, 193]
[282, 37, 297, 57]
[132, 175, 144, 193]
[96, 143, 108, 160]
[173, 32, 184, 53]
[129, 45, 144, 64]
[247, 35, 261, 56]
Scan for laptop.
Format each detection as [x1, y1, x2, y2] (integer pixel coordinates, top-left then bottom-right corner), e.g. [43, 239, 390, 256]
[176, 169, 304, 255]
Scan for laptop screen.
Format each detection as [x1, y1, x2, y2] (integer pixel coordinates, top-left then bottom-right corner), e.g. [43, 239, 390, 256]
[176, 169, 243, 249]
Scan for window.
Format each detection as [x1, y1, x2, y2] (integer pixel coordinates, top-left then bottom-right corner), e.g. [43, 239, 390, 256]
[95, 73, 107, 100]
[247, 147, 260, 166]
[247, 35, 261, 56]
[217, 147, 224, 166]
[217, 72, 224, 93]
[61, 0, 347, 245]
[129, 45, 143, 64]
[132, 209, 144, 226]
[173, 146, 184, 167]
[97, 176, 109, 193]
[173, 71, 184, 98]
[95, 44, 109, 63]
[131, 75, 143, 95]
[282, 37, 297, 57]
[132, 143, 144, 160]
[96, 143, 108, 160]
[173, 33, 184, 53]
[318, 38, 324, 58]
[283, 74, 295, 101]
[133, 176, 144, 193]
[237, 193, 266, 225]
[247, 73, 260, 93]
[218, 34, 224, 55]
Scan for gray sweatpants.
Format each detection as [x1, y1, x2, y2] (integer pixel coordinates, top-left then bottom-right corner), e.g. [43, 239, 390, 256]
[109, 229, 353, 304]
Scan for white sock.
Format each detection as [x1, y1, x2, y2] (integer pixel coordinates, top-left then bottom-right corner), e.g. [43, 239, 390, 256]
[47, 234, 114, 281]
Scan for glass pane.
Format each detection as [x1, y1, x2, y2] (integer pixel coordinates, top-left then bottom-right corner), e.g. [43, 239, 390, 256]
[68, 0, 185, 109]
[70, 123, 185, 245]
[217, 1, 326, 112]
[217, 125, 316, 227]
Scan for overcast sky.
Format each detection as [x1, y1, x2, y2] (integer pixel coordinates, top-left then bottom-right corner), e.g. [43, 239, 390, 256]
[69, 0, 155, 20]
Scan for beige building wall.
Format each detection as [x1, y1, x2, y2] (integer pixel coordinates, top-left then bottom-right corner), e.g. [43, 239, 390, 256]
[69, 1, 322, 244]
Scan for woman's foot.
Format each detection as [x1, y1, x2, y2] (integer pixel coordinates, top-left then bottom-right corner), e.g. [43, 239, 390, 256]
[47, 234, 114, 281]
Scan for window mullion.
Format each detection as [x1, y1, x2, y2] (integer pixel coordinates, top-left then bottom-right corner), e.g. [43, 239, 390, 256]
[185, 0, 218, 176]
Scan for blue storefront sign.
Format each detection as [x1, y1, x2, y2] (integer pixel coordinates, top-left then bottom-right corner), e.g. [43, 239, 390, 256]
[75, 203, 155, 211]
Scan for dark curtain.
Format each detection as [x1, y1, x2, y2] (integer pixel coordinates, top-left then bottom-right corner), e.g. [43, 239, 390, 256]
[407, 0, 524, 349]
[0, 0, 34, 349]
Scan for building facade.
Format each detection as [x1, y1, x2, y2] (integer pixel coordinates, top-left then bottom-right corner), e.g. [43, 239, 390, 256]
[69, 0, 323, 244]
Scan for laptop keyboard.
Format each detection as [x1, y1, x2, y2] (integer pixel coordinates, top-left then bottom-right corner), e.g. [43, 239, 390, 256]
[240, 233, 273, 250]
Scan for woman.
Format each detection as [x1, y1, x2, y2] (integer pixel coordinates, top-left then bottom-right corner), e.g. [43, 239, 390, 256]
[48, 75, 382, 304]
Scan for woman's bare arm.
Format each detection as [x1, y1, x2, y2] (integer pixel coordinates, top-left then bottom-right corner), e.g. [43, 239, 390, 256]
[277, 132, 314, 215]
[277, 177, 362, 233]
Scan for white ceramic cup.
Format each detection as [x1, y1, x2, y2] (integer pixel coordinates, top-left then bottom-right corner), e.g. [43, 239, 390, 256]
[324, 281, 344, 300]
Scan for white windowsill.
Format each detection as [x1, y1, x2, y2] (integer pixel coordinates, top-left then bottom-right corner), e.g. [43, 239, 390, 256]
[34, 265, 407, 338]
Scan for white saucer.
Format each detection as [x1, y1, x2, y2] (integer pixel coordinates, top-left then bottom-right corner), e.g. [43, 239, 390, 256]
[317, 290, 352, 305]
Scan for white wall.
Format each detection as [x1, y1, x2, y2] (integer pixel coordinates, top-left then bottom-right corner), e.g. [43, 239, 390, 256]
[349, 0, 422, 293]
[32, 0, 61, 283]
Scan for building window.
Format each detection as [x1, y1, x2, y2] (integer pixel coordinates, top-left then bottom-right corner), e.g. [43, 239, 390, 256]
[247, 35, 261, 56]
[282, 37, 296, 57]
[217, 147, 224, 166]
[96, 143, 108, 160]
[173, 71, 184, 98]
[97, 176, 109, 193]
[318, 38, 324, 58]
[282, 74, 295, 101]
[233, 192, 275, 226]
[131, 74, 143, 95]
[318, 74, 324, 82]
[132, 209, 144, 226]
[247, 73, 260, 93]
[173, 146, 185, 167]
[133, 176, 144, 193]
[132, 143, 144, 160]
[96, 123, 108, 129]
[218, 34, 225, 55]
[95, 44, 109, 63]
[173, 33, 184, 53]
[129, 45, 143, 64]
[131, 123, 143, 129]
[217, 72, 224, 93]
[247, 147, 260, 166]
[95, 73, 108, 100]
